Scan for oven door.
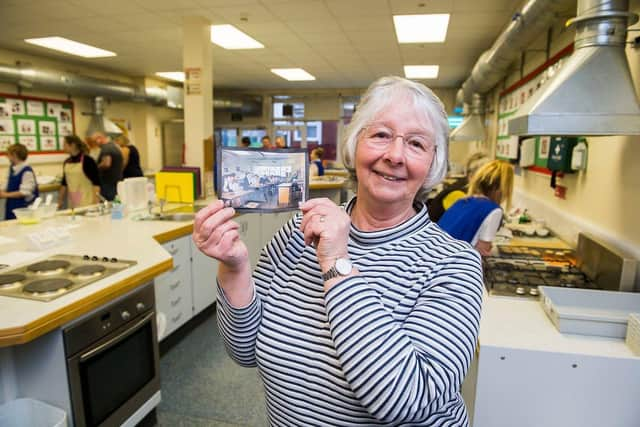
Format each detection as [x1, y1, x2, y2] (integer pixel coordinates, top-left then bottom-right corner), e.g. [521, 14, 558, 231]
[67, 311, 160, 427]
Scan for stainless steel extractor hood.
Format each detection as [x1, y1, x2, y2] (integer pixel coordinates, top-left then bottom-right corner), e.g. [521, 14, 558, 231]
[450, 94, 486, 142]
[86, 97, 123, 137]
[509, 0, 640, 136]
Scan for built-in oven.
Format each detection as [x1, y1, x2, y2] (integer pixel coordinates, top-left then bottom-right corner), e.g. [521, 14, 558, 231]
[64, 284, 161, 427]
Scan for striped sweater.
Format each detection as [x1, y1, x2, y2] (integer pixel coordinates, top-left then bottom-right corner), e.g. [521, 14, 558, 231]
[217, 199, 484, 426]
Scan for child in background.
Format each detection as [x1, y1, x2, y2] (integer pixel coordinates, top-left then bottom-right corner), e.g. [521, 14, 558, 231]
[0, 143, 39, 220]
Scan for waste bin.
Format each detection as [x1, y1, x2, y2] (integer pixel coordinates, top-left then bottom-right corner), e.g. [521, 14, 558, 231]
[0, 398, 67, 427]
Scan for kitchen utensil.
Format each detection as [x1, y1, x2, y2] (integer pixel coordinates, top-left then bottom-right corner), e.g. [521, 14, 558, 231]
[44, 194, 53, 206]
[30, 197, 42, 210]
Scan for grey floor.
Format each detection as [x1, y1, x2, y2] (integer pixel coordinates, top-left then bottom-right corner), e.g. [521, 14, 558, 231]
[156, 310, 268, 426]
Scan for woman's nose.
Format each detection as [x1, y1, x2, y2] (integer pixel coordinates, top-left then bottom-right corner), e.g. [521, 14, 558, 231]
[383, 136, 405, 163]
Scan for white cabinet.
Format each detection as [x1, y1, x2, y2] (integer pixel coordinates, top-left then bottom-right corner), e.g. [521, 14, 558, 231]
[259, 211, 294, 248]
[190, 239, 218, 316]
[154, 235, 193, 341]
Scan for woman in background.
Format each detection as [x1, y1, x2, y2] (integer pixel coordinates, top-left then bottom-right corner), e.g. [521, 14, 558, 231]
[0, 143, 38, 219]
[309, 147, 325, 177]
[115, 135, 144, 178]
[58, 135, 100, 209]
[438, 159, 514, 256]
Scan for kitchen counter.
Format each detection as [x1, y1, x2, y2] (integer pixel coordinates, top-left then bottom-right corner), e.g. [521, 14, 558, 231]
[0, 213, 195, 347]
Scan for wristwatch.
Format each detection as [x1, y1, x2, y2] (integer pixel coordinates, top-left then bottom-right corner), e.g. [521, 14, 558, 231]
[322, 257, 353, 281]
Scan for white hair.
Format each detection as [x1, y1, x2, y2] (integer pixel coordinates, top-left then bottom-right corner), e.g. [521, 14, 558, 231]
[340, 76, 449, 200]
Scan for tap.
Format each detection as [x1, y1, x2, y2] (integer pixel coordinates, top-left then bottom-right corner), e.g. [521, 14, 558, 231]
[158, 198, 166, 214]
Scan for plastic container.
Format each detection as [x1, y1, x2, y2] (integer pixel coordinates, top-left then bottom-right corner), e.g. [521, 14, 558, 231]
[13, 207, 43, 225]
[0, 398, 67, 427]
[117, 177, 149, 212]
[539, 286, 640, 338]
[40, 204, 57, 219]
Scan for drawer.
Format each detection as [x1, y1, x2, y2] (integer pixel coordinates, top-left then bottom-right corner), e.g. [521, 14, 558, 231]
[162, 236, 191, 270]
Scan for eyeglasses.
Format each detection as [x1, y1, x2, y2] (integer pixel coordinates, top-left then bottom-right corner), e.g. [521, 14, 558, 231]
[361, 124, 436, 159]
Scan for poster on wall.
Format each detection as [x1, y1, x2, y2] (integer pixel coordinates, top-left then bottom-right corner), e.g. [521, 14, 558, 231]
[19, 135, 37, 151]
[0, 94, 75, 154]
[27, 100, 44, 116]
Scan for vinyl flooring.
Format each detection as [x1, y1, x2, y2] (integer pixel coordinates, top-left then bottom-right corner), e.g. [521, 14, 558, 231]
[155, 308, 268, 426]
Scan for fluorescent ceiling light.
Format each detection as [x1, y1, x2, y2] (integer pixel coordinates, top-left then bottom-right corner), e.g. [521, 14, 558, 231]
[393, 14, 450, 43]
[24, 37, 116, 58]
[271, 68, 316, 81]
[210, 25, 264, 49]
[155, 72, 185, 83]
[404, 65, 439, 79]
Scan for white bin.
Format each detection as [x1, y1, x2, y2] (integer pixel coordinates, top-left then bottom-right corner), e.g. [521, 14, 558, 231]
[0, 398, 67, 427]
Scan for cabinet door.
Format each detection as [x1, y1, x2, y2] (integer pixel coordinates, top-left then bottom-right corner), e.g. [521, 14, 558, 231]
[154, 235, 193, 341]
[259, 211, 294, 248]
[190, 239, 218, 315]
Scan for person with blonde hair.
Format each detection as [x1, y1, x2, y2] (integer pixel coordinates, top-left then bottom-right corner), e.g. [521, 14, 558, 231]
[115, 135, 143, 178]
[438, 159, 514, 256]
[193, 76, 482, 426]
[309, 146, 325, 177]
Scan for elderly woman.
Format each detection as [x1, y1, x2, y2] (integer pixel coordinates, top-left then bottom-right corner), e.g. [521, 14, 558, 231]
[438, 159, 514, 256]
[194, 76, 483, 426]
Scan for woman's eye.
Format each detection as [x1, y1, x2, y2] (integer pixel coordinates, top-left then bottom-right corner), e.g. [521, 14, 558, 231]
[372, 131, 391, 140]
[408, 139, 427, 150]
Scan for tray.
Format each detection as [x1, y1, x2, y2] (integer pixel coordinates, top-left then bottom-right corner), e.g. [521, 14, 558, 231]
[539, 286, 640, 338]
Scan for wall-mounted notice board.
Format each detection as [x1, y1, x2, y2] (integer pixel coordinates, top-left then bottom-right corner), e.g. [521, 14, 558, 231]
[0, 93, 75, 154]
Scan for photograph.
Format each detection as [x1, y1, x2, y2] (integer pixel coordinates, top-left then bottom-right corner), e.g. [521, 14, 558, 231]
[217, 146, 308, 212]
[39, 120, 56, 136]
[0, 119, 13, 134]
[17, 119, 35, 135]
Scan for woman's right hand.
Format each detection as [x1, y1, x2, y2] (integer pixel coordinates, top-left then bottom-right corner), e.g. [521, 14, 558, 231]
[193, 200, 249, 272]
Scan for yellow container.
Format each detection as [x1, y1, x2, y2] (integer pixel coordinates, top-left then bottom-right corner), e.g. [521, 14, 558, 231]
[155, 172, 195, 203]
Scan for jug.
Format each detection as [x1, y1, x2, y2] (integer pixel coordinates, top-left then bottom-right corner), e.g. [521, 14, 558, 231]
[117, 177, 149, 212]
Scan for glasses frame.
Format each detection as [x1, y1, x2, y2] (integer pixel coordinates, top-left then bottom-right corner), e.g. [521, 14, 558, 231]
[360, 124, 436, 159]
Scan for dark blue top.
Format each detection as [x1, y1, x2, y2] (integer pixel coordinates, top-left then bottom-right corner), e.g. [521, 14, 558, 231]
[438, 196, 500, 243]
[312, 159, 324, 176]
[5, 165, 39, 220]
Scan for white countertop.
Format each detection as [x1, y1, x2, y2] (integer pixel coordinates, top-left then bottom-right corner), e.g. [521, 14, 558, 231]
[480, 292, 637, 359]
[0, 212, 194, 347]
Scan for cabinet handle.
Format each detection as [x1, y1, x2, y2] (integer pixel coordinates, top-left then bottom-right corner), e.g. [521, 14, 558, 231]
[171, 313, 182, 323]
[170, 296, 182, 307]
[171, 264, 180, 272]
[168, 248, 179, 255]
[169, 281, 181, 290]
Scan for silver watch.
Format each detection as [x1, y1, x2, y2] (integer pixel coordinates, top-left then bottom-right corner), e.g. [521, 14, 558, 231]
[322, 257, 353, 281]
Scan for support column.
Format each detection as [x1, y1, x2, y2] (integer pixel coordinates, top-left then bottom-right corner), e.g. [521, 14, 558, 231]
[183, 16, 213, 193]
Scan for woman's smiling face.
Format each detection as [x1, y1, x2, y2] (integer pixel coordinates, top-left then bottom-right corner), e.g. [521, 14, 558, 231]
[354, 94, 436, 210]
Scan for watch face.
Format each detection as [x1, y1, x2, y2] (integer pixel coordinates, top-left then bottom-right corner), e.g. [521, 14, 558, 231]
[335, 258, 352, 275]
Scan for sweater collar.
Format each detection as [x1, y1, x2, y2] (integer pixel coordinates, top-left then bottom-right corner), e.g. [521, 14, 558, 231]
[345, 197, 431, 246]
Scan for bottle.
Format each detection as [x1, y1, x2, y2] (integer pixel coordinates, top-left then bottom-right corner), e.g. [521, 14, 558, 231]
[111, 196, 125, 220]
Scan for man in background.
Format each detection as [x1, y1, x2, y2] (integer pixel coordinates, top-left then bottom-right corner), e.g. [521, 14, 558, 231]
[261, 135, 274, 150]
[94, 132, 123, 201]
[240, 136, 251, 148]
[275, 136, 287, 149]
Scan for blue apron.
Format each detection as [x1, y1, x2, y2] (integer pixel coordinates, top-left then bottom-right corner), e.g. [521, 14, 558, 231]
[5, 165, 39, 220]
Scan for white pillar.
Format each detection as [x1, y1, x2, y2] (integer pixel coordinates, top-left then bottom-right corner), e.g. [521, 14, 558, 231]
[182, 16, 213, 192]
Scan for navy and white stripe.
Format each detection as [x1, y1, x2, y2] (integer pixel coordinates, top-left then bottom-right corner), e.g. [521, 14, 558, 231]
[217, 198, 484, 426]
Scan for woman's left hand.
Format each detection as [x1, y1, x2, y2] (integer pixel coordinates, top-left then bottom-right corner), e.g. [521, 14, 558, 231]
[299, 198, 351, 272]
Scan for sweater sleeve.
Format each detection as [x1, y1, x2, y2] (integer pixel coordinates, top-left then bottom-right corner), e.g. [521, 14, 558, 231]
[324, 247, 483, 423]
[216, 215, 298, 367]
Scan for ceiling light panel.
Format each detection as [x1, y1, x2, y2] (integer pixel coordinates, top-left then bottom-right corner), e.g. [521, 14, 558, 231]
[404, 65, 439, 79]
[155, 72, 185, 82]
[393, 14, 450, 43]
[271, 68, 316, 81]
[210, 25, 264, 49]
[24, 37, 116, 58]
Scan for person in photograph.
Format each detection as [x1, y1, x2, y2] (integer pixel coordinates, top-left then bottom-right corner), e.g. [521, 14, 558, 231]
[309, 146, 325, 177]
[193, 76, 483, 426]
[0, 143, 39, 220]
[94, 131, 123, 201]
[438, 159, 514, 256]
[240, 136, 251, 148]
[275, 135, 287, 149]
[115, 135, 144, 179]
[261, 135, 274, 150]
[58, 135, 101, 209]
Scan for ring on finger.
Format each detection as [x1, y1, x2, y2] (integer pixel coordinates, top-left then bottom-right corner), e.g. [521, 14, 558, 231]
[319, 215, 326, 223]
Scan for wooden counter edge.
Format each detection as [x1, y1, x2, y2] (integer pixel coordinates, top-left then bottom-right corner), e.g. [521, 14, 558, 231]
[153, 224, 194, 243]
[0, 259, 173, 348]
[309, 181, 347, 190]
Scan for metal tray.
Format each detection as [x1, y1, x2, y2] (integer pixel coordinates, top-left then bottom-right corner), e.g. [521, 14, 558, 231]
[539, 286, 640, 338]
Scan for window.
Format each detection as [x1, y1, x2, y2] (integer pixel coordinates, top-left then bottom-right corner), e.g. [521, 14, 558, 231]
[273, 102, 304, 119]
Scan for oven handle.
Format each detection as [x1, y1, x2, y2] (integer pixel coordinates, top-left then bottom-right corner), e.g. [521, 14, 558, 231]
[79, 311, 155, 362]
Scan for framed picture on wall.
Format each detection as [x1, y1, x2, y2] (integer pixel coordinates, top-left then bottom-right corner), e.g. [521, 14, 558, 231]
[216, 146, 308, 212]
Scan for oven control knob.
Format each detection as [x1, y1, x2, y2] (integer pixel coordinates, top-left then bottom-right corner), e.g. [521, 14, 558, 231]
[102, 257, 109, 262]
[91, 256, 98, 261]
[136, 302, 146, 312]
[121, 310, 131, 321]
